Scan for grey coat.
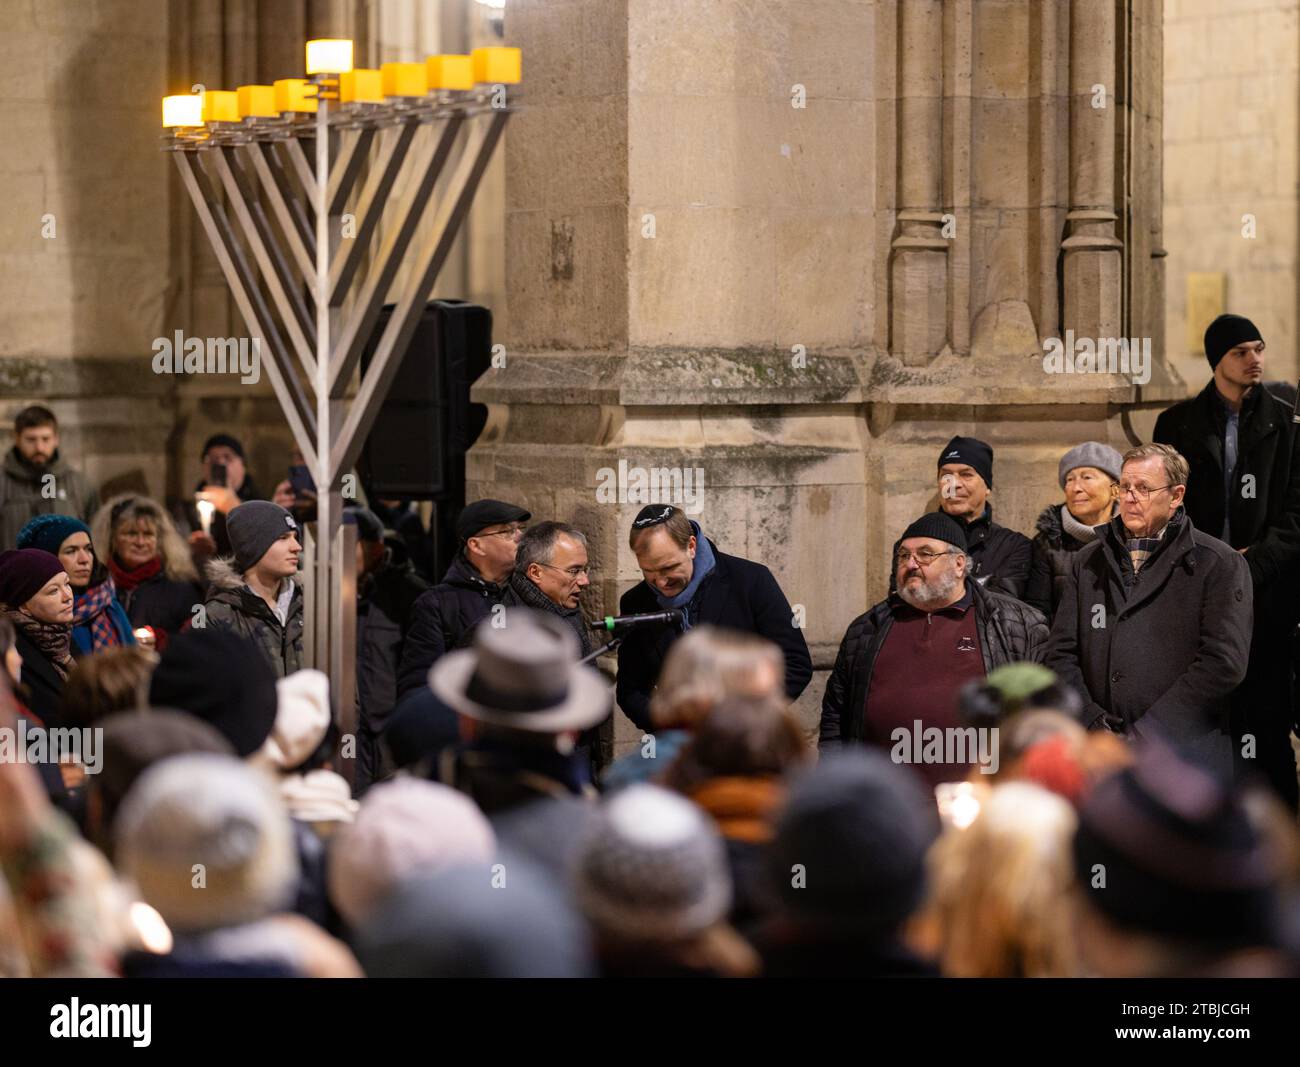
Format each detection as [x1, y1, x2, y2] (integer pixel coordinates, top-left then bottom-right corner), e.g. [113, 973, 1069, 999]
[1044, 510, 1252, 774]
[1, 448, 99, 551]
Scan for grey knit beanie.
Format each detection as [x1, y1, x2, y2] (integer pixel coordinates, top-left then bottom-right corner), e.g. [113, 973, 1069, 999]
[1058, 442, 1122, 489]
[227, 500, 300, 572]
[573, 784, 732, 942]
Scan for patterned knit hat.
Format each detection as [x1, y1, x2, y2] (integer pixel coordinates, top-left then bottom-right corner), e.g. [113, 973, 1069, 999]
[573, 784, 732, 942]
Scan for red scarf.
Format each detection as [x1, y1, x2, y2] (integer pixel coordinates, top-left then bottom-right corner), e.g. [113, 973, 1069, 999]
[108, 555, 162, 591]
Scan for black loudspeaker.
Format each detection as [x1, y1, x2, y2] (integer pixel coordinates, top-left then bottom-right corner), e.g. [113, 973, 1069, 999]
[358, 300, 491, 500]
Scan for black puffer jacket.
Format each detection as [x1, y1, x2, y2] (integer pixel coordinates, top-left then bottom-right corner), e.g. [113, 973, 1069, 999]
[395, 554, 505, 699]
[1024, 505, 1097, 622]
[116, 570, 203, 648]
[819, 582, 1049, 747]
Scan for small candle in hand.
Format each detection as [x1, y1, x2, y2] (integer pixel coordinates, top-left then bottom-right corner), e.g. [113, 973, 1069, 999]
[195, 498, 216, 536]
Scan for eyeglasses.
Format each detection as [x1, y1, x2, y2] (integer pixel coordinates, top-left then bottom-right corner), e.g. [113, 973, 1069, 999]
[477, 523, 526, 540]
[895, 548, 955, 567]
[537, 561, 590, 579]
[1117, 483, 1172, 501]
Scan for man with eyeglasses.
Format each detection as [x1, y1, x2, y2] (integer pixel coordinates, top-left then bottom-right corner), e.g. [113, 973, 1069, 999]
[1152, 314, 1300, 808]
[396, 499, 530, 699]
[1046, 444, 1253, 777]
[820, 512, 1048, 777]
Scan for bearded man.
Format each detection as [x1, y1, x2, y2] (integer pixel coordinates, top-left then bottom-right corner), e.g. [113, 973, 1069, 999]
[819, 513, 1049, 782]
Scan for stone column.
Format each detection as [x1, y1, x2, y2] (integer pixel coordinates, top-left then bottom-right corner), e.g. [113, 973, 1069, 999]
[1062, 0, 1123, 341]
[890, 0, 949, 365]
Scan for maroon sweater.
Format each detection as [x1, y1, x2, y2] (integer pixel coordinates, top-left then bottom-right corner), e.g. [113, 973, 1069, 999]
[864, 589, 985, 787]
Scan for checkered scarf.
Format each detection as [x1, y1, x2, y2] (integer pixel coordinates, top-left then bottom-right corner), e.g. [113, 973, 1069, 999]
[1123, 510, 1181, 580]
[72, 576, 124, 652]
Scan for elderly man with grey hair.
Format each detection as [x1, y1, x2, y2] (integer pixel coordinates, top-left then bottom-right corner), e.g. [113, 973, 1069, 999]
[1046, 443, 1253, 776]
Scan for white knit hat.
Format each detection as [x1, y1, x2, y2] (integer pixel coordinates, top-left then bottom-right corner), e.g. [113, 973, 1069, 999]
[265, 669, 331, 770]
[115, 754, 298, 934]
[573, 784, 732, 942]
[327, 778, 496, 928]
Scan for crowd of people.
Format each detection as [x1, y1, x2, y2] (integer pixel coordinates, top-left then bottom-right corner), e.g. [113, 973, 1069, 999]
[0, 311, 1298, 977]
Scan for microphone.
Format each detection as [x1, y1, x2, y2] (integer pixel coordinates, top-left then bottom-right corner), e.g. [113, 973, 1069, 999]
[591, 609, 683, 632]
[1292, 379, 1300, 424]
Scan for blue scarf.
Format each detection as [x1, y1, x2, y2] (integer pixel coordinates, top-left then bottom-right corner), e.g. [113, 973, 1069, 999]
[653, 522, 716, 629]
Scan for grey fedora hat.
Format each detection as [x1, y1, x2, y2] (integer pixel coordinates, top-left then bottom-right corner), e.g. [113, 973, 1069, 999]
[429, 608, 610, 734]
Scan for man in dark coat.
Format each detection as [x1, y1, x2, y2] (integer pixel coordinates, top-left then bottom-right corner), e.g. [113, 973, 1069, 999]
[395, 499, 529, 700]
[820, 512, 1049, 783]
[1045, 444, 1253, 777]
[184, 433, 267, 564]
[347, 507, 430, 791]
[616, 505, 812, 733]
[890, 436, 1032, 600]
[1152, 314, 1300, 807]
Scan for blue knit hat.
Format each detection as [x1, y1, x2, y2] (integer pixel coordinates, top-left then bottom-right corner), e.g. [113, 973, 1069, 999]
[16, 514, 91, 556]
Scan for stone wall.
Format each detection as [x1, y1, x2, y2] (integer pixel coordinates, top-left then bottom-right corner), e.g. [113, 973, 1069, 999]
[1163, 0, 1300, 388]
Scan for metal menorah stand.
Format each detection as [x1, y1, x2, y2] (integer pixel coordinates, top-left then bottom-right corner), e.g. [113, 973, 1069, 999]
[166, 75, 513, 770]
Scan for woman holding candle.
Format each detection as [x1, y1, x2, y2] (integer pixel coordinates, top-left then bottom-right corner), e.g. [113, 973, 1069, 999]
[16, 516, 134, 658]
[91, 495, 204, 653]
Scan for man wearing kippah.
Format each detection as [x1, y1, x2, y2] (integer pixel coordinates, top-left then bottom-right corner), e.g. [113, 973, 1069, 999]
[928, 435, 1033, 600]
[1153, 313, 1300, 810]
[204, 500, 304, 677]
[820, 511, 1049, 785]
[617, 504, 812, 731]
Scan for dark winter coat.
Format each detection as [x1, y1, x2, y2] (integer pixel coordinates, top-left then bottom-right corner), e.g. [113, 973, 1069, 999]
[1025, 505, 1100, 621]
[203, 557, 304, 678]
[395, 554, 505, 699]
[0, 448, 99, 551]
[819, 582, 1049, 747]
[889, 506, 1033, 600]
[1153, 380, 1300, 599]
[356, 550, 430, 786]
[1044, 510, 1252, 774]
[13, 628, 68, 729]
[616, 542, 813, 732]
[116, 570, 203, 647]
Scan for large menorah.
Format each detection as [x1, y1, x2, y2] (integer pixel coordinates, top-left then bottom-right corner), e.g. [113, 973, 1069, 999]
[162, 40, 518, 758]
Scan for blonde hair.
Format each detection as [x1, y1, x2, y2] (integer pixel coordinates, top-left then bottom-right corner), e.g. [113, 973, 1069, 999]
[91, 494, 198, 584]
[649, 626, 784, 731]
[926, 782, 1080, 977]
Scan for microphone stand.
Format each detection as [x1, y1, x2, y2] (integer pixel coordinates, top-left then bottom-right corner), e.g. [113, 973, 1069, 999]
[579, 636, 622, 666]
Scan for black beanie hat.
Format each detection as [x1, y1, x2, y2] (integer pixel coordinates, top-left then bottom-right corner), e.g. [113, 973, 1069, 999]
[1073, 741, 1280, 948]
[767, 751, 939, 936]
[227, 500, 300, 572]
[148, 629, 279, 757]
[937, 436, 994, 488]
[899, 511, 968, 553]
[201, 433, 246, 460]
[1204, 314, 1263, 370]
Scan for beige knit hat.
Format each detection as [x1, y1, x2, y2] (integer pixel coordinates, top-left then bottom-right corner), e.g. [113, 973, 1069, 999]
[114, 754, 298, 934]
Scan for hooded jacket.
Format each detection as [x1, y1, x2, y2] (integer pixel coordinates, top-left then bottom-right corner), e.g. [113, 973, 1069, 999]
[204, 557, 304, 678]
[0, 448, 99, 552]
